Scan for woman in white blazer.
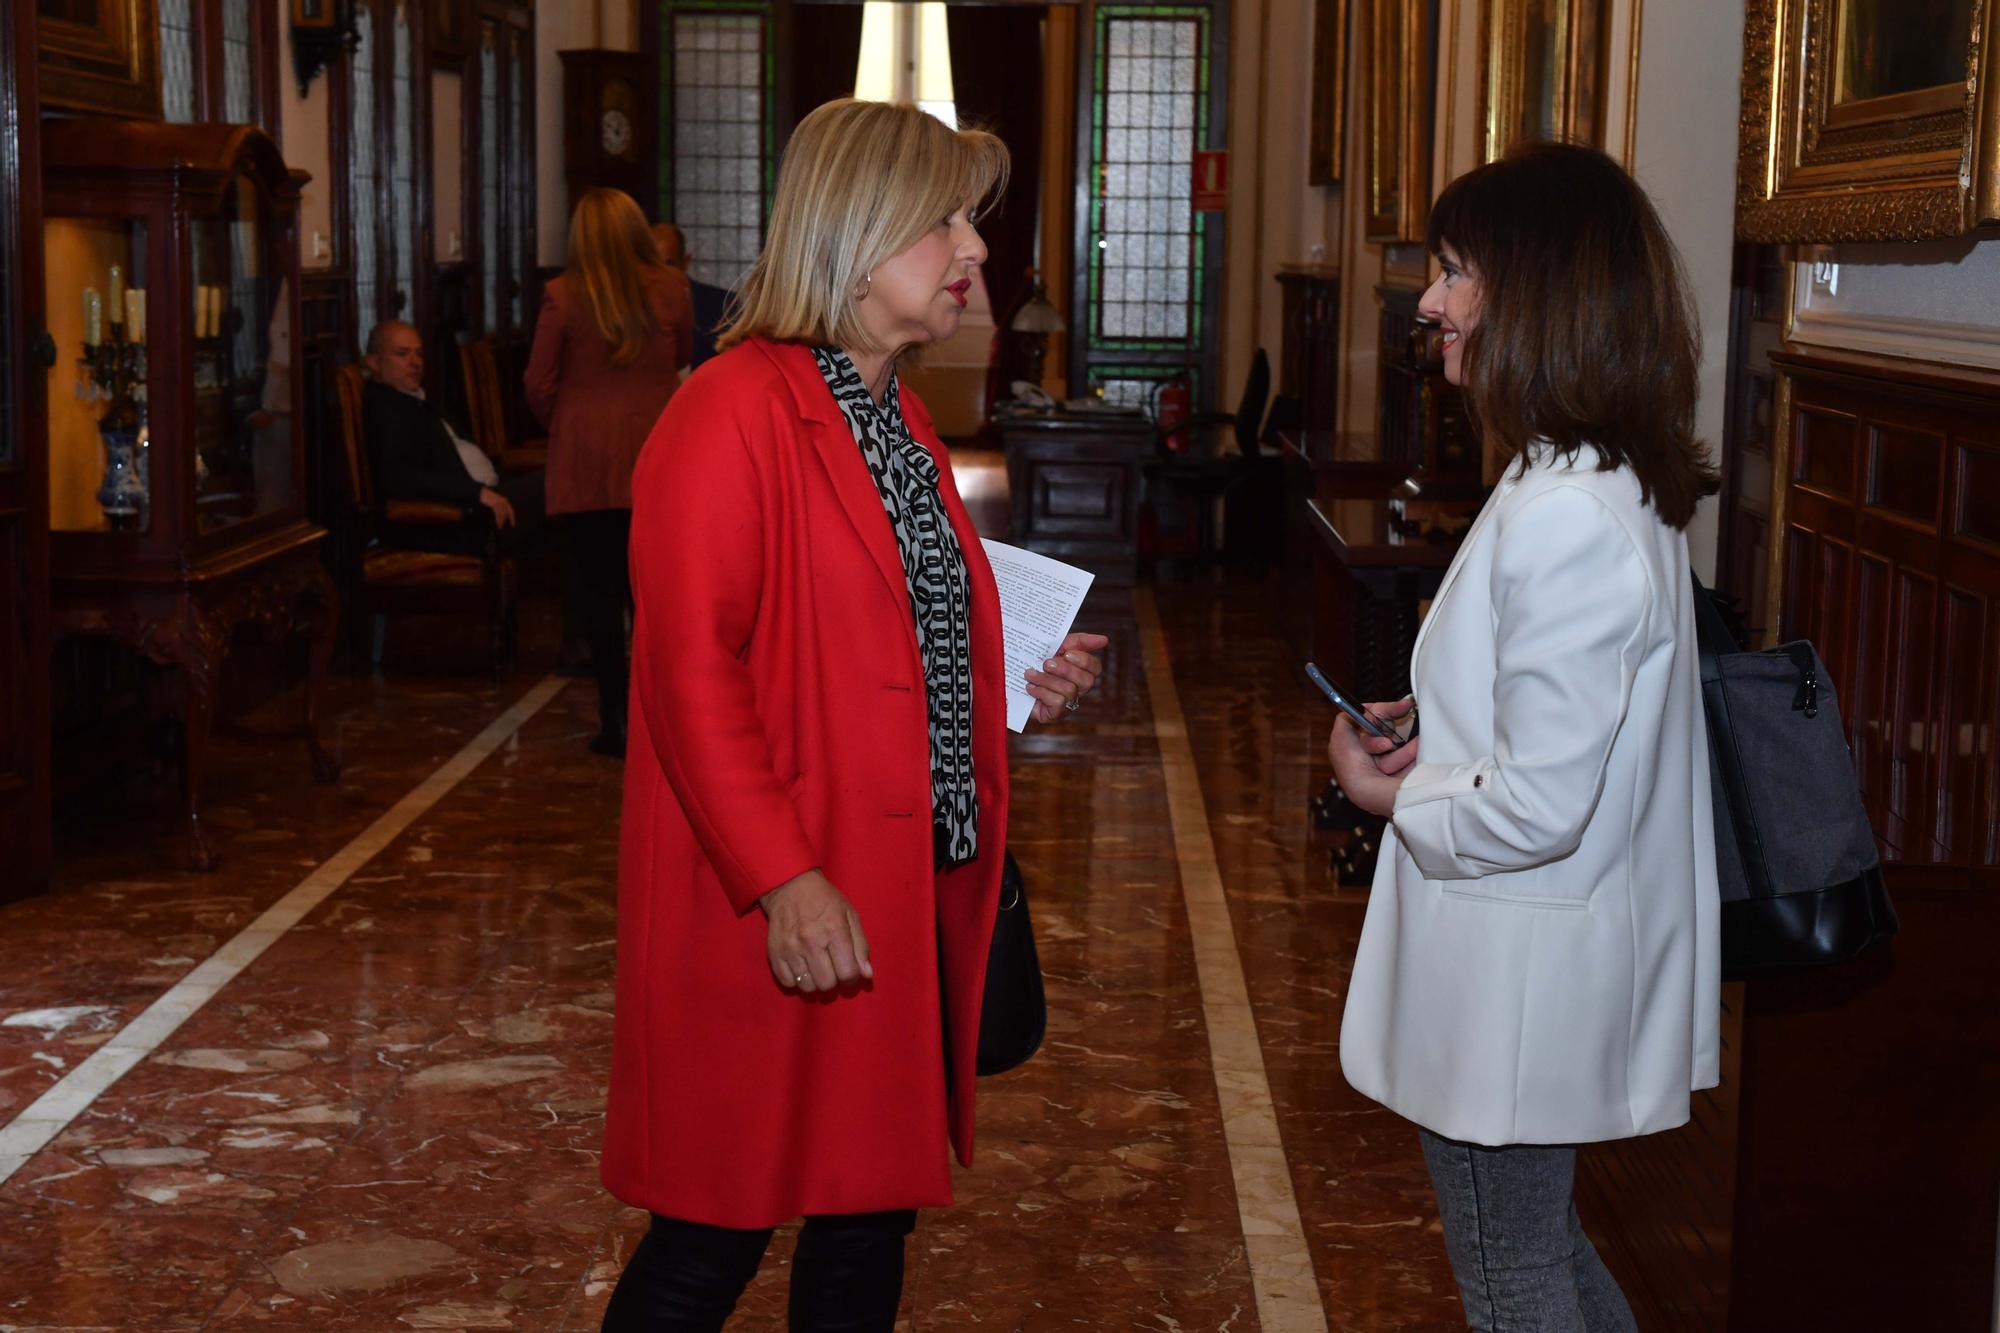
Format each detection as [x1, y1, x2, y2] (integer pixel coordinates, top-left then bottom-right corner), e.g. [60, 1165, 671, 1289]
[1327, 144, 1722, 1330]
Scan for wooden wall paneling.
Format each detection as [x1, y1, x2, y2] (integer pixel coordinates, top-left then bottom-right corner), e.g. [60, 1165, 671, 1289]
[1726, 345, 2000, 1331]
[1579, 986, 1743, 1331]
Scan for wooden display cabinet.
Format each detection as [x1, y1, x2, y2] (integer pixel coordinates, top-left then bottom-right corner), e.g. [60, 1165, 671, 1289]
[42, 119, 336, 870]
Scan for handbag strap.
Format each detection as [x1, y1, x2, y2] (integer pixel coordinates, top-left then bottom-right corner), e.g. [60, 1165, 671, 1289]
[1689, 570, 1741, 681]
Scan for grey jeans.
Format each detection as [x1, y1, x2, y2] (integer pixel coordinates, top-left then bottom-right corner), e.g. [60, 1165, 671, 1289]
[1418, 1129, 1639, 1332]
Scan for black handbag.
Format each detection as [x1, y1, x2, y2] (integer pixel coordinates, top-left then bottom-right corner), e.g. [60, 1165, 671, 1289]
[1691, 576, 1898, 979]
[975, 851, 1046, 1075]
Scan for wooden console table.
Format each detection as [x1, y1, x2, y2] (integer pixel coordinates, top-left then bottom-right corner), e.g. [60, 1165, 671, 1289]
[52, 524, 338, 871]
[997, 406, 1155, 585]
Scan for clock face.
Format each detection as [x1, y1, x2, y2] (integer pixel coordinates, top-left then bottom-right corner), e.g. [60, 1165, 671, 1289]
[601, 108, 633, 158]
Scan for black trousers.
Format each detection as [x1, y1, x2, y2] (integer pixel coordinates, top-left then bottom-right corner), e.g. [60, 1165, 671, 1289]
[600, 1209, 916, 1332]
[562, 509, 633, 736]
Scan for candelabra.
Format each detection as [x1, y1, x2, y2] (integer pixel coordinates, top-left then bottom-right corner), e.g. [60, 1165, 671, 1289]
[75, 273, 150, 530]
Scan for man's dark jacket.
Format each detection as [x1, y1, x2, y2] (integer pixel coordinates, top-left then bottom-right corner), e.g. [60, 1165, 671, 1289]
[689, 279, 728, 368]
[362, 379, 482, 507]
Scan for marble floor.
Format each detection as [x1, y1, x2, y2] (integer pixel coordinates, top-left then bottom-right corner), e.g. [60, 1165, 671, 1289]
[1, 568, 1468, 1331]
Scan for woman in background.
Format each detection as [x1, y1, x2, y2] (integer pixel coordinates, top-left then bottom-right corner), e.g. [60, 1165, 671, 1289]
[1328, 143, 1721, 1331]
[525, 187, 694, 756]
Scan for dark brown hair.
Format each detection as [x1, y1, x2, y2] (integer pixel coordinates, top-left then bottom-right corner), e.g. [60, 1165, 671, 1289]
[1427, 142, 1718, 529]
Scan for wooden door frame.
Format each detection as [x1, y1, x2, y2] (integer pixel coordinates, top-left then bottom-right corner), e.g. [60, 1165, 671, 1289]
[2, 0, 52, 901]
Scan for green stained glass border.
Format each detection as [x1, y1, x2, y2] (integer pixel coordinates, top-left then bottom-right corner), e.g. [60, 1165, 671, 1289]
[1085, 3, 1213, 357]
[656, 0, 778, 231]
[1084, 362, 1204, 417]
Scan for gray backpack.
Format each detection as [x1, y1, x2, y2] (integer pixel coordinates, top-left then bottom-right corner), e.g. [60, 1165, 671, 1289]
[1691, 577, 1898, 978]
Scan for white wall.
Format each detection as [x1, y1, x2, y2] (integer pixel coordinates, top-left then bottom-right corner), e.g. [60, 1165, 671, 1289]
[1220, 0, 1340, 410]
[1627, 0, 1745, 580]
[432, 70, 463, 264]
[279, 6, 335, 270]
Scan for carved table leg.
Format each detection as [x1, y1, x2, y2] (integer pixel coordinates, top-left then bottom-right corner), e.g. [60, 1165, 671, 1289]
[300, 568, 342, 783]
[151, 604, 229, 873]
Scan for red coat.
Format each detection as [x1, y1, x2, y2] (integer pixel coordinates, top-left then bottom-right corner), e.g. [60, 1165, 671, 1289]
[601, 339, 1011, 1229]
[523, 267, 694, 515]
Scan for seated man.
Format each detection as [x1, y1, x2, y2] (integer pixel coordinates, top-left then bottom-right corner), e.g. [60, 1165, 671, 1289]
[361, 319, 544, 551]
[653, 222, 728, 370]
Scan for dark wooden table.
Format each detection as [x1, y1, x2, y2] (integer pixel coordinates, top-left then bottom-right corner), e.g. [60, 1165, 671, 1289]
[997, 405, 1155, 586]
[1274, 429, 1487, 700]
[51, 524, 339, 870]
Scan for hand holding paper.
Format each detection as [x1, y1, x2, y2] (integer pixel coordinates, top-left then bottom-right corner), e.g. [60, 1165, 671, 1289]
[980, 539, 1101, 731]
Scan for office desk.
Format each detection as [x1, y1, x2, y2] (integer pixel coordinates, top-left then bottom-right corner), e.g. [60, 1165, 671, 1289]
[997, 407, 1155, 586]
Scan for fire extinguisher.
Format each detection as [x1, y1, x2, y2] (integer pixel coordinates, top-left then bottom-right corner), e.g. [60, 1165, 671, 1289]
[1154, 377, 1192, 452]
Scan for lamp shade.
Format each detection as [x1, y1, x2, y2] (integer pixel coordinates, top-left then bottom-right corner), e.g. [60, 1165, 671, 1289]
[1010, 292, 1066, 334]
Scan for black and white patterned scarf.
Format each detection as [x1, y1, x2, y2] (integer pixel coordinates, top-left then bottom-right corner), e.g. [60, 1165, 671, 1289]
[813, 346, 979, 867]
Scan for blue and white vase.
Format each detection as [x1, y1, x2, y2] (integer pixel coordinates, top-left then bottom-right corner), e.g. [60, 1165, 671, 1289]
[96, 425, 146, 527]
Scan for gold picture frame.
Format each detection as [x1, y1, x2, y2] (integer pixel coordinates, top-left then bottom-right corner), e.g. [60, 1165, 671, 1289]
[1477, 0, 1610, 163]
[1309, 0, 1350, 185]
[1364, 0, 1435, 243]
[1737, 0, 2000, 243]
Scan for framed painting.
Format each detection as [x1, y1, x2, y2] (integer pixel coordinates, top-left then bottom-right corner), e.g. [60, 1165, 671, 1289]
[1363, 0, 1436, 242]
[36, 0, 161, 119]
[1309, 0, 1349, 185]
[1737, 0, 2000, 242]
[1477, 0, 1609, 162]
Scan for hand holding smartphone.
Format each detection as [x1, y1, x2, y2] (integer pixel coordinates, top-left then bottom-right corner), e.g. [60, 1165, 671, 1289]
[1305, 663, 1412, 749]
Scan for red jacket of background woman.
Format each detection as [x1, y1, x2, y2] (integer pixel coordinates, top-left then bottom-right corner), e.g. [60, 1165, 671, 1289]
[523, 266, 694, 515]
[600, 338, 1012, 1230]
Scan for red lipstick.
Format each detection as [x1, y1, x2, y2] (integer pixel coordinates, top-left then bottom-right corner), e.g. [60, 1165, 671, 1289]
[946, 279, 971, 307]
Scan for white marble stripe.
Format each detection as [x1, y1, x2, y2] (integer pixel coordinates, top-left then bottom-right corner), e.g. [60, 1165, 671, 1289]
[0, 674, 570, 1186]
[1135, 589, 1331, 1333]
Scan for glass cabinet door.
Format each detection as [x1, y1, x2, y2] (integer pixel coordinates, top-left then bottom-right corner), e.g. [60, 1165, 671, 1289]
[191, 173, 292, 534]
[45, 215, 152, 534]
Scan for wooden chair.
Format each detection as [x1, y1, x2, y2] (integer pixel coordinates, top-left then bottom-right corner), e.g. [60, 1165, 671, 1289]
[333, 363, 518, 673]
[459, 336, 548, 474]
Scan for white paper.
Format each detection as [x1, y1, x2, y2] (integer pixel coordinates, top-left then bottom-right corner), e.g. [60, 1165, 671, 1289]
[981, 539, 1095, 732]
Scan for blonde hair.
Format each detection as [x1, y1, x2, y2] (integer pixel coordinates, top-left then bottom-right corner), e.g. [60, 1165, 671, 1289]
[566, 188, 665, 368]
[718, 100, 1009, 355]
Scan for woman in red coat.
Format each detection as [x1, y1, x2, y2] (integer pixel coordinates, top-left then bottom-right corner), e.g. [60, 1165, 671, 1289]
[599, 101, 1106, 1331]
[524, 187, 694, 757]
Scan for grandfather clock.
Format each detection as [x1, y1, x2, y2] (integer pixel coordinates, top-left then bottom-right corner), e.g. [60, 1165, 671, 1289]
[560, 50, 649, 212]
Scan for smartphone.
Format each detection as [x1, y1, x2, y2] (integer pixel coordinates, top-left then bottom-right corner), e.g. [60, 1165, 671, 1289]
[1304, 662, 1410, 749]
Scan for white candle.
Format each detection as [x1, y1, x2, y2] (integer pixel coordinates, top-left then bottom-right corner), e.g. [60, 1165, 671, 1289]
[126, 288, 144, 344]
[83, 287, 101, 346]
[197, 286, 211, 339]
[107, 265, 124, 324]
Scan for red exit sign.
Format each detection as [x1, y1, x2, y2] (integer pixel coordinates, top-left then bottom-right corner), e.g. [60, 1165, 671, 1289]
[1193, 150, 1227, 212]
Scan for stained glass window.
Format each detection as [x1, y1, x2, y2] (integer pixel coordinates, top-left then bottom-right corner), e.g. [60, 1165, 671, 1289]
[662, 4, 773, 292]
[159, 0, 196, 123]
[1078, 5, 1218, 414]
[222, 0, 255, 124]
[1093, 14, 1201, 344]
[350, 1, 379, 344]
[479, 24, 500, 331]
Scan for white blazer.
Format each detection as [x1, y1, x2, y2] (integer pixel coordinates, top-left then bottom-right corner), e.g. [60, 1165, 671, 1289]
[1338, 445, 1720, 1146]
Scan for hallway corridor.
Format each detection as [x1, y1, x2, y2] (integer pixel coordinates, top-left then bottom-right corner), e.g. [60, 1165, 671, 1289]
[1, 578, 1467, 1330]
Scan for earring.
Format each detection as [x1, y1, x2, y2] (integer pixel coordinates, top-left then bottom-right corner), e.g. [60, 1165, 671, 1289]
[858, 273, 873, 300]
